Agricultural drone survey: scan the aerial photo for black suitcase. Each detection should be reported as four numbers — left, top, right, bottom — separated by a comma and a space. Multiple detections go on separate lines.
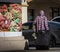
35, 30, 51, 50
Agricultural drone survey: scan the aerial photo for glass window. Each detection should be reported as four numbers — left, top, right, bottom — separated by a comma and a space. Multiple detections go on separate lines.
22, 22, 33, 30
28, 9, 34, 21
53, 18, 60, 22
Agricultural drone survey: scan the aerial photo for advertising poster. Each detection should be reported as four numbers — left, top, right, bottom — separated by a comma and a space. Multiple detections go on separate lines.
0, 4, 22, 32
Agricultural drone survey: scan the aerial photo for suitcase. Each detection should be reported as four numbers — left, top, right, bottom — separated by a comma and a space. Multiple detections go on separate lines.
35, 30, 51, 50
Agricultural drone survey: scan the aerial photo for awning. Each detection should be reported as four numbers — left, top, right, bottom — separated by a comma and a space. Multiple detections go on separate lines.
0, 0, 21, 3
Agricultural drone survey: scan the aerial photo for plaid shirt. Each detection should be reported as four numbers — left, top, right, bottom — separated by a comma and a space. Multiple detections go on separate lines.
34, 16, 49, 32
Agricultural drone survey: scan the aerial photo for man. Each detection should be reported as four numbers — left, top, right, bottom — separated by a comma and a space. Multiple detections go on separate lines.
34, 10, 50, 50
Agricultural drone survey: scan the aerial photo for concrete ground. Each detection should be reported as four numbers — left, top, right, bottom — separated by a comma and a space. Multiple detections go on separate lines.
1, 48, 60, 52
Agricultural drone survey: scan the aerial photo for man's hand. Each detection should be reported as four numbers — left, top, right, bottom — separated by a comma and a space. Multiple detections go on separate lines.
34, 29, 36, 32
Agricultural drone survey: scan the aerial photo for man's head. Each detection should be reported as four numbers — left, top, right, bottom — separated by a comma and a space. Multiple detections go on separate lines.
39, 10, 45, 16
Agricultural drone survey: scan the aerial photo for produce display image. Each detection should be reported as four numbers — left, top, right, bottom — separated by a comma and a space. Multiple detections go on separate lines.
0, 4, 22, 32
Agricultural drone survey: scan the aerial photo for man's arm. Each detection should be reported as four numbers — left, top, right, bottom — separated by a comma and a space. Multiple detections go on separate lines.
44, 17, 49, 30
33, 16, 38, 32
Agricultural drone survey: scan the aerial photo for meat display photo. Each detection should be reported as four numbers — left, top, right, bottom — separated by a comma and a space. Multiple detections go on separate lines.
0, 4, 22, 32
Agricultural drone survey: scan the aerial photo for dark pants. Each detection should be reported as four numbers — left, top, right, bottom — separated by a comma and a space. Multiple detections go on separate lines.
36, 30, 50, 50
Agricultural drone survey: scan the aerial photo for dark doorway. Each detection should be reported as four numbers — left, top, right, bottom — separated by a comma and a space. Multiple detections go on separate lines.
51, 7, 59, 18
28, 9, 34, 21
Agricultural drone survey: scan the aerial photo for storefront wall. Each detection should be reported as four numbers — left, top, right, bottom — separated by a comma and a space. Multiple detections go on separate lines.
22, 6, 28, 24
28, 2, 60, 20
0, 0, 28, 50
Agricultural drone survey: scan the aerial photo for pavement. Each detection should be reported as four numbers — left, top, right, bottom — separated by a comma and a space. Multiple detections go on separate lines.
1, 48, 60, 52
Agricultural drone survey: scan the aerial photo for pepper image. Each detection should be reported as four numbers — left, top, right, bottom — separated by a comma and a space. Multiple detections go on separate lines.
10, 26, 15, 32
14, 18, 20, 24
2, 4, 8, 12
4, 12, 14, 20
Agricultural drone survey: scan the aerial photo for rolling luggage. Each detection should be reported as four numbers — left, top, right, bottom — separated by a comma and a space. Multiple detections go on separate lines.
36, 30, 50, 50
